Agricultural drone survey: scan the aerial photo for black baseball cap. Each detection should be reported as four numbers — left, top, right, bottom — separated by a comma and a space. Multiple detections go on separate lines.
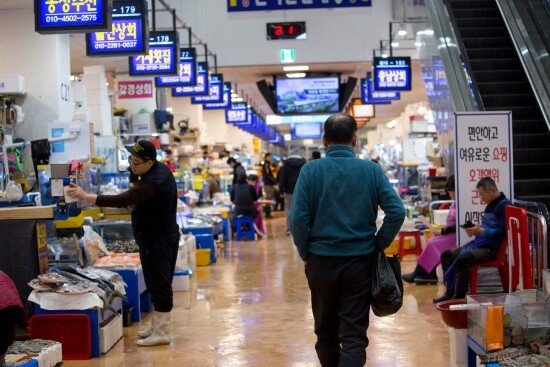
126, 140, 157, 161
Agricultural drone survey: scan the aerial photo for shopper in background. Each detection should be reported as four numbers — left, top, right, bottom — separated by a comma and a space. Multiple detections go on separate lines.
433, 177, 510, 303
67, 140, 180, 347
289, 113, 406, 367
227, 156, 246, 188
163, 149, 176, 172
230, 171, 259, 218
311, 150, 321, 160
278, 150, 306, 235
273, 160, 285, 212
261, 153, 277, 218
402, 175, 456, 284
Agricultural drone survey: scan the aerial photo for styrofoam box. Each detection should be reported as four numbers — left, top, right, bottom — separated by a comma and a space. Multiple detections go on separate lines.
32, 342, 62, 367
448, 327, 467, 367
0, 74, 25, 94
100, 315, 123, 354
172, 269, 191, 291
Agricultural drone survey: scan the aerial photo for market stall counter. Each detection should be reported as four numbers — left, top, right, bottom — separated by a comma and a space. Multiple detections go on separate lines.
0, 205, 54, 309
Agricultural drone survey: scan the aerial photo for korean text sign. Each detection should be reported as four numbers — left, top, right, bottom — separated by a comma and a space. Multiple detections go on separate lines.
118, 80, 153, 99
454, 112, 514, 246
35, 0, 112, 34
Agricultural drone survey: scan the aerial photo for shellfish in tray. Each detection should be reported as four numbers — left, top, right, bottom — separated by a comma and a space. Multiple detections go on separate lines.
37, 272, 69, 284
28, 279, 53, 292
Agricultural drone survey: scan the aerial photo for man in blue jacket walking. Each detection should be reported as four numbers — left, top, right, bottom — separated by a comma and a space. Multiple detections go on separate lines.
289, 113, 405, 367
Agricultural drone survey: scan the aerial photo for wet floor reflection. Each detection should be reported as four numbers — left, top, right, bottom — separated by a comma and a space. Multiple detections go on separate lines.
63, 212, 450, 366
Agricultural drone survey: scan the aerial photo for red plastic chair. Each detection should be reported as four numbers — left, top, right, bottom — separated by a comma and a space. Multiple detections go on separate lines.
469, 205, 533, 295
469, 238, 509, 295
398, 229, 422, 260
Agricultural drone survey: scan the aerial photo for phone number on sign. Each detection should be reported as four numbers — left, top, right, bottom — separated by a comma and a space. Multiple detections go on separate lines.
94, 41, 138, 49
45, 14, 97, 23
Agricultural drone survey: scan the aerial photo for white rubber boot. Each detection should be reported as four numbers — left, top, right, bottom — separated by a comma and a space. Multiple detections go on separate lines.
136, 311, 171, 346
137, 317, 154, 338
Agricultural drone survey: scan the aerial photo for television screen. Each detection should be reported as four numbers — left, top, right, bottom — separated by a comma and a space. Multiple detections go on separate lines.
291, 123, 323, 140
373, 56, 412, 91
275, 77, 340, 114
86, 0, 148, 57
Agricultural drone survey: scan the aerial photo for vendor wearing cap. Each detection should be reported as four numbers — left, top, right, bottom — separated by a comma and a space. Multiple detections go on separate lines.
67, 140, 179, 347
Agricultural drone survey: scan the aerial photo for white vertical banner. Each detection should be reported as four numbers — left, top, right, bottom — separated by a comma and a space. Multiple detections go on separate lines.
454, 112, 514, 246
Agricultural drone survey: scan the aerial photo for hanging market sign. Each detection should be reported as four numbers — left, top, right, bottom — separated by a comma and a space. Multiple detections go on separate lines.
129, 30, 179, 76
155, 48, 198, 87
35, 0, 113, 34
203, 83, 231, 110
86, 0, 149, 56
373, 56, 412, 91
227, 0, 371, 12
171, 62, 209, 96
192, 74, 224, 104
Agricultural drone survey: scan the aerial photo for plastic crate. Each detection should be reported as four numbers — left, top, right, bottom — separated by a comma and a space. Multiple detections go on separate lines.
29, 314, 92, 360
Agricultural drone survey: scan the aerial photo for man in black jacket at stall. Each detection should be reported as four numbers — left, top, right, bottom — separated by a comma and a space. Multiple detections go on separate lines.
261, 153, 278, 218
68, 140, 179, 347
227, 156, 246, 188
279, 152, 306, 234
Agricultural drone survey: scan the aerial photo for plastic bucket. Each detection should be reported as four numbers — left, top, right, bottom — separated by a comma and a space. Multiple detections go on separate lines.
122, 306, 133, 327
196, 249, 211, 266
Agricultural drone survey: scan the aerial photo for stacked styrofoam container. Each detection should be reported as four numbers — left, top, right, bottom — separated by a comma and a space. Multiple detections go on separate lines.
172, 233, 194, 292
99, 315, 123, 354
33, 342, 62, 367
82, 65, 112, 136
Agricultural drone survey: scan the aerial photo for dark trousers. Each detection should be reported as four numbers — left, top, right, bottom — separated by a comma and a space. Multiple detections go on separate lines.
441, 246, 498, 297
136, 230, 180, 312
305, 253, 375, 367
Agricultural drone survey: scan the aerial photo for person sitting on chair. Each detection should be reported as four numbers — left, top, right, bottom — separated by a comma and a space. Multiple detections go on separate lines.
402, 175, 456, 284
230, 171, 258, 219
433, 177, 510, 303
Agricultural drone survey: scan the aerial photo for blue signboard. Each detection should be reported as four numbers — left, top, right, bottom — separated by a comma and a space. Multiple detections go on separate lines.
192, 74, 224, 104
227, 0, 371, 12
129, 30, 179, 76
86, 0, 148, 56
35, 0, 113, 34
373, 56, 412, 91
172, 62, 209, 96
155, 48, 197, 87
226, 102, 248, 123
203, 83, 231, 110
361, 78, 400, 104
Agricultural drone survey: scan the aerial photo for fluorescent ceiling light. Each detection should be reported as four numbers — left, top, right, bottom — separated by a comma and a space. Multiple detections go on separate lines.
283, 65, 309, 72
397, 29, 407, 36
391, 42, 399, 47
381, 53, 388, 58
415, 41, 423, 47
425, 29, 434, 35
286, 72, 306, 78
232, 97, 244, 102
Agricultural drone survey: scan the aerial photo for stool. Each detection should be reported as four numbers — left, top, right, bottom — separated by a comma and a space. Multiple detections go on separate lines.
398, 229, 422, 260
234, 215, 256, 241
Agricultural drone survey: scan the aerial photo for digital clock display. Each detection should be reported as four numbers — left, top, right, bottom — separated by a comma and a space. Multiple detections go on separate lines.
267, 22, 306, 40
35, 0, 113, 34
86, 0, 148, 56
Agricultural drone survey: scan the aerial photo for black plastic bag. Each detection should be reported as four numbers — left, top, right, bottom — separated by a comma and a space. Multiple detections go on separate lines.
371, 251, 404, 317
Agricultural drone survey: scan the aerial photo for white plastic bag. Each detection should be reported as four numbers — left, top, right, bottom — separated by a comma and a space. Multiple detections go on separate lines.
82, 225, 111, 264
5, 180, 23, 201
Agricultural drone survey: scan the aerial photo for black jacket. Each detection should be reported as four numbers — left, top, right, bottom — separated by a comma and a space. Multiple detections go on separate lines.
230, 183, 259, 217
279, 156, 306, 195
261, 161, 277, 185
130, 161, 179, 236
232, 163, 246, 186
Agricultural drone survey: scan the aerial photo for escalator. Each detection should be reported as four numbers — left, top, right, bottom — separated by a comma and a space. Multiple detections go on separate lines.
446, 0, 550, 209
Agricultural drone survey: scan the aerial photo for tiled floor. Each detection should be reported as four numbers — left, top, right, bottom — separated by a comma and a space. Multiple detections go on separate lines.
64, 212, 452, 367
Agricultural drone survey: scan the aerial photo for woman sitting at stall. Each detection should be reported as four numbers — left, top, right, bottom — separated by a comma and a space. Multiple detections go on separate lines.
230, 171, 259, 220
402, 175, 456, 284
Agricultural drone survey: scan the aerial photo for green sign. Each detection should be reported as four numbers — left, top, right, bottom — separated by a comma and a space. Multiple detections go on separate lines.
280, 48, 295, 63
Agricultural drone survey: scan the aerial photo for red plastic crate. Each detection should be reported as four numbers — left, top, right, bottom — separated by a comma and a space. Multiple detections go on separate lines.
29, 314, 91, 360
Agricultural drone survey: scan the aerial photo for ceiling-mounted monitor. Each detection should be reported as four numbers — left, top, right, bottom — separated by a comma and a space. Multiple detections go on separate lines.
275, 76, 340, 114
290, 123, 323, 140
373, 56, 412, 91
